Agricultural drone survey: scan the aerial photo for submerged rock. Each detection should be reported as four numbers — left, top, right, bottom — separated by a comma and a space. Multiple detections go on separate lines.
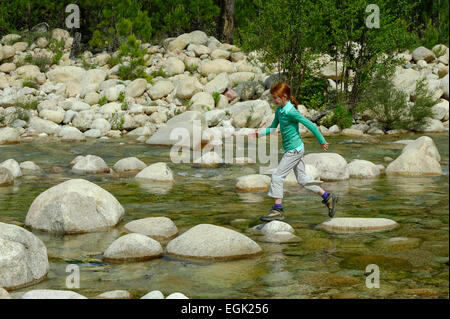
166, 224, 262, 260
71, 154, 110, 174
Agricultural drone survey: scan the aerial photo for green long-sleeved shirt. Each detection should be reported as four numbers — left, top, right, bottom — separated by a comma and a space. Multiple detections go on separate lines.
258, 101, 326, 152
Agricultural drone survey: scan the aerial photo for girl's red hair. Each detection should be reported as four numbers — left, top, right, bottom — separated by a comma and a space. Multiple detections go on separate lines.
270, 82, 299, 107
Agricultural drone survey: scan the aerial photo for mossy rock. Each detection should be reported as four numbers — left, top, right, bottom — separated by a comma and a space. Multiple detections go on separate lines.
301, 238, 334, 250
420, 241, 449, 256
302, 272, 360, 288
340, 255, 413, 270
371, 237, 421, 250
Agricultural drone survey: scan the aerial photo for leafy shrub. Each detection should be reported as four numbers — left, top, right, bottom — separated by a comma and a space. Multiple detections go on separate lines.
98, 96, 108, 106
297, 72, 329, 111
357, 71, 436, 131
15, 98, 41, 110
108, 112, 125, 130
320, 103, 353, 129
22, 79, 39, 89
212, 92, 220, 106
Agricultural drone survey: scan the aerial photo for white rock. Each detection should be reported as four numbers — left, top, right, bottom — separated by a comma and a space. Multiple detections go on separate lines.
124, 217, 178, 241
25, 179, 124, 233
386, 148, 442, 176
173, 74, 203, 99
29, 117, 61, 135
204, 72, 229, 94
91, 118, 111, 134
236, 174, 271, 191
318, 218, 398, 233
0, 159, 22, 178
166, 224, 262, 260
126, 78, 147, 98
0, 222, 49, 290
0, 167, 14, 186
113, 157, 147, 173
141, 290, 164, 299
148, 81, 174, 100
95, 290, 131, 299
135, 162, 174, 182
166, 292, 189, 299
258, 221, 294, 235
193, 151, 223, 167
412, 46, 436, 62
103, 233, 163, 261
22, 290, 86, 299
401, 136, 441, 162
163, 57, 185, 76
58, 126, 86, 141
47, 66, 86, 84
347, 159, 381, 178
20, 161, 40, 172
72, 155, 109, 174
199, 59, 234, 76
84, 129, 102, 138
39, 109, 64, 124
304, 153, 349, 181
0, 127, 19, 144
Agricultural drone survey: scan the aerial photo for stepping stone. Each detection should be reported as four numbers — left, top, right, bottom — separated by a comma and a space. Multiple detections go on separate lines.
123, 217, 178, 241
317, 217, 398, 233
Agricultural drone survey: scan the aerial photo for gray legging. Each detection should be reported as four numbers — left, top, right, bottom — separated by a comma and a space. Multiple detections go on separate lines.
268, 148, 321, 199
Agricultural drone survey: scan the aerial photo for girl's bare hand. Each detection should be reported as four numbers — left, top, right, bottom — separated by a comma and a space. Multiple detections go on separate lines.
321, 142, 329, 152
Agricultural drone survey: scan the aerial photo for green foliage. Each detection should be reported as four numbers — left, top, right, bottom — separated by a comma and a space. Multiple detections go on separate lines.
423, 19, 440, 50
108, 112, 125, 130
212, 92, 220, 106
98, 96, 108, 106
32, 55, 52, 72
15, 98, 41, 110
184, 63, 197, 73
320, 103, 353, 129
52, 49, 63, 65
357, 70, 436, 131
118, 91, 125, 103
115, 35, 153, 82
22, 79, 39, 90
81, 57, 98, 70
150, 67, 168, 78
297, 72, 329, 111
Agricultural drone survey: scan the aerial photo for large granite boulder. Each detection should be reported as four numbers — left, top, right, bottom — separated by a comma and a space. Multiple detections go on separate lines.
0, 222, 49, 290
25, 179, 125, 234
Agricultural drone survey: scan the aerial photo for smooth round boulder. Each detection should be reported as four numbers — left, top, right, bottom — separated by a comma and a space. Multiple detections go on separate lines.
95, 290, 131, 299
0, 167, 14, 186
103, 233, 163, 262
148, 81, 174, 100
58, 126, 86, 141
0, 159, 22, 178
304, 153, 349, 181
347, 159, 380, 178
0, 127, 20, 145
135, 162, 174, 182
236, 174, 271, 192
126, 78, 147, 98
386, 148, 442, 176
113, 157, 146, 174
72, 155, 109, 174
21, 289, 87, 299
166, 292, 189, 299
166, 224, 262, 260
257, 221, 294, 235
401, 136, 441, 162
141, 290, 164, 299
0, 222, 49, 290
25, 179, 124, 234
123, 217, 178, 241
318, 218, 398, 233
19, 161, 41, 172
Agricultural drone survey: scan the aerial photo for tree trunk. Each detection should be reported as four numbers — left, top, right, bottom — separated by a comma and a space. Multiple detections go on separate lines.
218, 0, 235, 44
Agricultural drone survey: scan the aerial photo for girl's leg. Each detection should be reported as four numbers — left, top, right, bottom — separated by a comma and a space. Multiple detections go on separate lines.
294, 150, 338, 217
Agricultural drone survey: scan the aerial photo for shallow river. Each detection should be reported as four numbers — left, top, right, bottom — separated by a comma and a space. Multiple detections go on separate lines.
1, 132, 448, 298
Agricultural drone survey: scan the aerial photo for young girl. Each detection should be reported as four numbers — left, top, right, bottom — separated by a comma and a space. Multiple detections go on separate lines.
249, 82, 338, 221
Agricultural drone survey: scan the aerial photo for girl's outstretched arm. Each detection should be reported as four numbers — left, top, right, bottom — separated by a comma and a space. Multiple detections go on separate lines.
253, 108, 279, 138
288, 108, 327, 145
